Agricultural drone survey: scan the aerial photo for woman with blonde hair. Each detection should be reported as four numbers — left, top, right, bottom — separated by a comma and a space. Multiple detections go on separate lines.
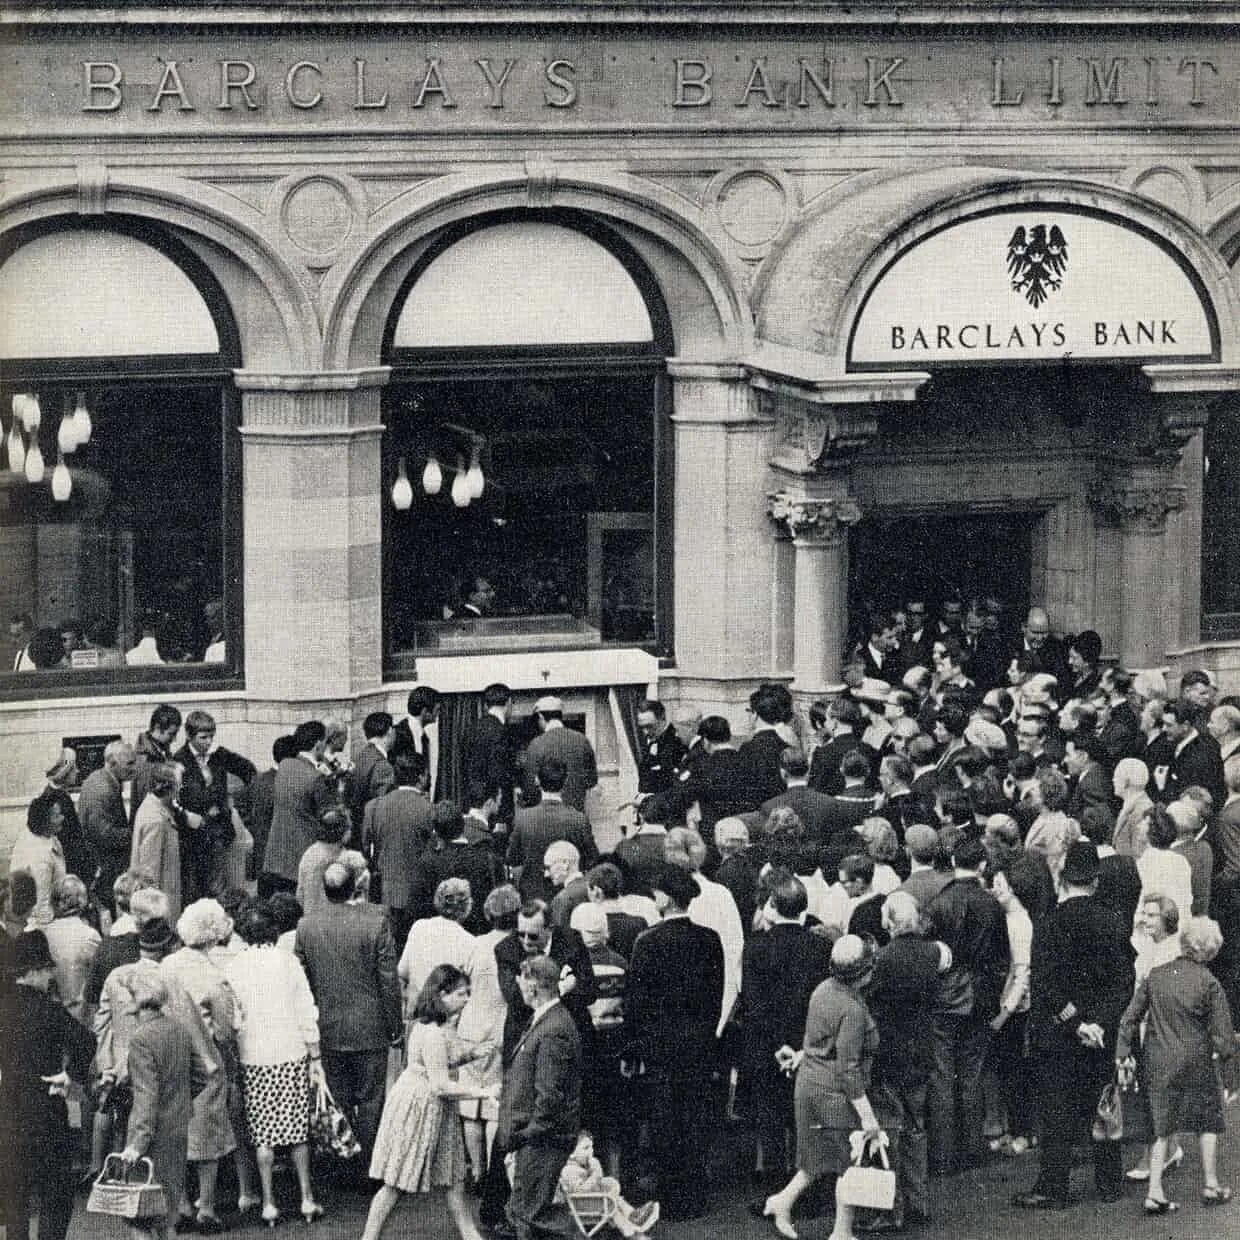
1117, 916, 1236, 1214
398, 878, 477, 1011
163, 898, 256, 1228
117, 971, 210, 1240
858, 818, 901, 895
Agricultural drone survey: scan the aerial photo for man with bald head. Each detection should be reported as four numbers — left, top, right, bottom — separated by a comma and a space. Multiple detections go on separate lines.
78, 740, 138, 913
1012, 607, 1069, 690
295, 856, 401, 1170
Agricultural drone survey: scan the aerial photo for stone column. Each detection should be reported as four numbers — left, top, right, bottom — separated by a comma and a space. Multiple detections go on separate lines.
235, 368, 388, 701
1091, 472, 1185, 670
667, 361, 779, 683
768, 491, 861, 696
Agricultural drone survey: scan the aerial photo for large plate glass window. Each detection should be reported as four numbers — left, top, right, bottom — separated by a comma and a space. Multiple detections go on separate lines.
0, 222, 242, 695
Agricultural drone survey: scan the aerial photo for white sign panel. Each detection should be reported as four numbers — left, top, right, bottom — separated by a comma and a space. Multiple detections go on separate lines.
848, 209, 1216, 367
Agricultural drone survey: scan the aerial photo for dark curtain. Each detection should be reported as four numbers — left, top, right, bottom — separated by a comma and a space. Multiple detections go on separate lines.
437, 691, 484, 807
612, 683, 646, 778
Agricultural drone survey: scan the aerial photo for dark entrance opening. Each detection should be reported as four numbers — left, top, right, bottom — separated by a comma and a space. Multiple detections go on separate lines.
848, 510, 1038, 632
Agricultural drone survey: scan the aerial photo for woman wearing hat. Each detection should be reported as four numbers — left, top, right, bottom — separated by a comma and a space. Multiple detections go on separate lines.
40, 746, 98, 888
763, 935, 884, 1240
0, 930, 96, 1240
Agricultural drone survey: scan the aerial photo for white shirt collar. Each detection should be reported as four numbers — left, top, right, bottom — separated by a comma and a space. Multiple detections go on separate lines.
529, 996, 560, 1028
369, 737, 389, 757
1174, 729, 1198, 759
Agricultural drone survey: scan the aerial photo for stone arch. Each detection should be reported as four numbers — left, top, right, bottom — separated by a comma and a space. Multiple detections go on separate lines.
757, 167, 1240, 371
0, 174, 319, 372
322, 170, 749, 371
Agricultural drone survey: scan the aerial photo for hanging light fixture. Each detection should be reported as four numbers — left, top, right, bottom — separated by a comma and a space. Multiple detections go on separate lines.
19, 392, 40, 434
451, 455, 471, 507
51, 453, 72, 502
57, 395, 79, 454
24, 436, 44, 484
465, 444, 485, 499
6, 419, 25, 474
421, 454, 443, 496
391, 456, 413, 510
70, 390, 92, 446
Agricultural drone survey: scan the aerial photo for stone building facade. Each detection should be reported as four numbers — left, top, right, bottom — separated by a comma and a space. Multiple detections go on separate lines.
1, 4, 1238, 843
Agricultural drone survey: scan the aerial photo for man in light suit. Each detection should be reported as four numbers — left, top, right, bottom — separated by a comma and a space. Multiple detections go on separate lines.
349, 711, 395, 831
520, 696, 598, 814
497, 955, 583, 1240
362, 750, 435, 949
295, 860, 402, 1171
507, 757, 598, 902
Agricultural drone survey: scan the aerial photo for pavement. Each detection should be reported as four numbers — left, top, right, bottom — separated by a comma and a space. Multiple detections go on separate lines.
69, 1125, 1239, 1240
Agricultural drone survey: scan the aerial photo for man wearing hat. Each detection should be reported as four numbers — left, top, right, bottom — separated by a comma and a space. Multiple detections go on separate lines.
0, 930, 96, 1240
520, 696, 598, 816
1014, 840, 1135, 1210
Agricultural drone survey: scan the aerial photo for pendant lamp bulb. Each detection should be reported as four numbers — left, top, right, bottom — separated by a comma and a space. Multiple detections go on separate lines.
7, 423, 25, 474
57, 411, 78, 454
52, 454, 71, 502
391, 456, 413, 511
24, 438, 44, 484
421, 455, 443, 496
24, 393, 41, 432
71, 391, 91, 446
451, 456, 471, 508
466, 447, 485, 499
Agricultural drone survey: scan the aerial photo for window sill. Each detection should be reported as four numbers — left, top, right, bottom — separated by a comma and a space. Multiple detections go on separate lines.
384, 646, 660, 694
0, 667, 245, 707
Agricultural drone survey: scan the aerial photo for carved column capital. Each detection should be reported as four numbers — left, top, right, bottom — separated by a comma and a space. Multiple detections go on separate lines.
767, 491, 862, 546
1090, 481, 1186, 532
766, 397, 879, 475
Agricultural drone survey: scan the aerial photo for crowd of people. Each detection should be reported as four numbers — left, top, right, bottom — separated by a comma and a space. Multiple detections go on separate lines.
2, 596, 1240, 1240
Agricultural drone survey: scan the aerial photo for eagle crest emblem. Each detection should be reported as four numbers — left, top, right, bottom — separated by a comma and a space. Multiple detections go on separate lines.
1007, 224, 1068, 308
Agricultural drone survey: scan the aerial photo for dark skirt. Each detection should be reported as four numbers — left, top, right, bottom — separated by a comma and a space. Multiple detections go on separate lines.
794, 1071, 856, 1177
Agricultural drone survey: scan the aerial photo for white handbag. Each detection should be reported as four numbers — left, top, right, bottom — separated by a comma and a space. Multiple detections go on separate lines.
836, 1131, 896, 1211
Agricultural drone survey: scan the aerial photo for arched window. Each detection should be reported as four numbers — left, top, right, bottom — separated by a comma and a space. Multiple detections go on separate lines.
382, 214, 672, 671
0, 221, 241, 692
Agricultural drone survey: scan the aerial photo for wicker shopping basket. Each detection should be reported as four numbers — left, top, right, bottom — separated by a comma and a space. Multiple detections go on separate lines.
86, 1155, 168, 1220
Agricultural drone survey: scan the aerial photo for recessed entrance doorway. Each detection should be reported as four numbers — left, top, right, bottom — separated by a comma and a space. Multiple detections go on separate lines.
848, 510, 1040, 630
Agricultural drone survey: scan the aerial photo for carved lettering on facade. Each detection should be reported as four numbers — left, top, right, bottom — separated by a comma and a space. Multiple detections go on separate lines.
72, 48, 1226, 116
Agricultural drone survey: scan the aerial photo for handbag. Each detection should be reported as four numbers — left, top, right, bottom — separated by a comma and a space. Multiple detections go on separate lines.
837, 1131, 896, 1211
86, 1155, 168, 1221
1092, 1080, 1124, 1142
309, 1078, 362, 1160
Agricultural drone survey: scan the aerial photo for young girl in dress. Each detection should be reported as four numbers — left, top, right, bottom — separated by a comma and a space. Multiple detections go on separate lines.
362, 964, 497, 1240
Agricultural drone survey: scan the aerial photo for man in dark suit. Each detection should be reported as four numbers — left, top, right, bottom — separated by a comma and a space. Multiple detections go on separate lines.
683, 716, 752, 836
390, 685, 441, 799
421, 802, 504, 934
1011, 607, 1070, 694
349, 711, 395, 831
877, 753, 933, 843
262, 720, 335, 894
808, 698, 866, 794
897, 595, 935, 677
520, 696, 598, 814
295, 860, 402, 1169
819, 750, 883, 840
857, 611, 900, 681
361, 750, 435, 948
636, 699, 689, 797
495, 900, 596, 1066
760, 747, 838, 841
736, 684, 795, 809
962, 608, 1006, 692
465, 682, 519, 825
497, 955, 583, 1240
740, 873, 832, 1183
507, 758, 598, 902
1014, 841, 1134, 1210
1164, 698, 1226, 810
1063, 735, 1114, 821
1095, 669, 1143, 765
624, 864, 725, 1221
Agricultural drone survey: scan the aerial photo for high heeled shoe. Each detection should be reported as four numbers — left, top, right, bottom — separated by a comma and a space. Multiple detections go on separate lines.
762, 1196, 798, 1240
261, 1203, 280, 1229
300, 1200, 324, 1224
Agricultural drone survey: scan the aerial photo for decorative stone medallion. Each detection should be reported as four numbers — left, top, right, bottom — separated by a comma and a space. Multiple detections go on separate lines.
715, 170, 788, 247
281, 176, 357, 257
